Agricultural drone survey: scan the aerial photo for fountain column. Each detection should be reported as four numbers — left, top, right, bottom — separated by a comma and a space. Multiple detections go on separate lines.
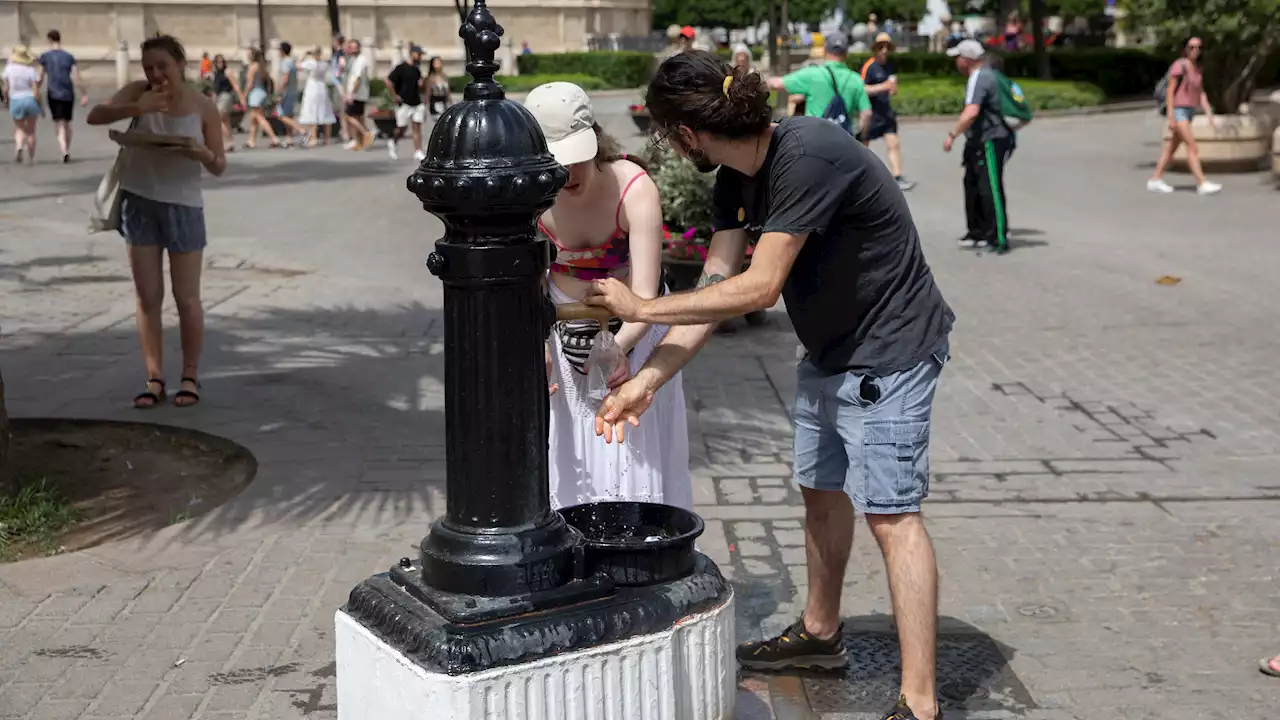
334, 2, 735, 717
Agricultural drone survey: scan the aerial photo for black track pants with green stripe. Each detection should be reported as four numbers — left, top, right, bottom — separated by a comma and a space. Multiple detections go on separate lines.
963, 137, 1012, 250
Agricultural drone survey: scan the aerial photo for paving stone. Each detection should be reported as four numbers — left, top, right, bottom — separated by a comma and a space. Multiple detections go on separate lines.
2, 111, 1279, 718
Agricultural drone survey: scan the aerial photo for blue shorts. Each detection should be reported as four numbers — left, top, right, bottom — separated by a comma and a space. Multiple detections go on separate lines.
247, 87, 269, 109
9, 95, 39, 120
120, 190, 207, 253
793, 344, 948, 514
1173, 106, 1196, 123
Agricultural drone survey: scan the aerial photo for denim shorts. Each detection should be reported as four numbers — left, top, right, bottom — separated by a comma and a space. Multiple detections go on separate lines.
247, 87, 268, 109
9, 95, 39, 120
1173, 106, 1196, 123
120, 190, 207, 253
793, 344, 948, 514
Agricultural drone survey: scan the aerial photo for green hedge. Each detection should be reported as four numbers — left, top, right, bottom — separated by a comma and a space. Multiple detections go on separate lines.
843, 48, 1170, 98
516, 51, 654, 89
892, 77, 1105, 116
448, 73, 607, 93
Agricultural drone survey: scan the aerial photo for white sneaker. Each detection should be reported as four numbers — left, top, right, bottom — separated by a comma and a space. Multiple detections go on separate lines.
413, 149, 427, 162
1146, 179, 1174, 193
344, 140, 358, 150
387, 141, 399, 160
1197, 181, 1222, 195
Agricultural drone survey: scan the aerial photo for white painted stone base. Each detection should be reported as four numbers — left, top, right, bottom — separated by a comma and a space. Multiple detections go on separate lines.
335, 590, 735, 720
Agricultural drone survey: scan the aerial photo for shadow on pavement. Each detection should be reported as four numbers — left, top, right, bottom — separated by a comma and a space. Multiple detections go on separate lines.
6, 299, 451, 551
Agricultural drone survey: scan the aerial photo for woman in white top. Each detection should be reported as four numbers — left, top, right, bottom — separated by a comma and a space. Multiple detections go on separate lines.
298, 47, 337, 146
524, 82, 692, 512
87, 34, 227, 409
3, 45, 43, 163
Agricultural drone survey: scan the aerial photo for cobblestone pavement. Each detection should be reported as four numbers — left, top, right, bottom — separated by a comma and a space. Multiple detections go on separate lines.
1, 104, 1278, 720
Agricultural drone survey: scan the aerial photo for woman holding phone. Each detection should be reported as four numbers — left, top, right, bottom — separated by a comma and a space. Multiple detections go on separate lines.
87, 34, 227, 408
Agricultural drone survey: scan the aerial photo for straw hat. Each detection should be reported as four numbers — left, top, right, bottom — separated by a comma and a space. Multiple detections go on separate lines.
9, 44, 34, 65
872, 32, 896, 52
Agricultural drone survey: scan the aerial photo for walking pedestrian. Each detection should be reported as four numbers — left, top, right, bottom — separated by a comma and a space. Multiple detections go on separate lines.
274, 42, 306, 144
37, 30, 87, 163
340, 38, 372, 150
209, 55, 241, 152
243, 49, 281, 148
943, 40, 1011, 253
523, 82, 692, 511
585, 50, 953, 720
425, 56, 451, 123
860, 33, 914, 190
86, 34, 226, 409
386, 44, 426, 161
1147, 37, 1221, 195
3, 45, 42, 164
767, 31, 871, 141
298, 47, 336, 147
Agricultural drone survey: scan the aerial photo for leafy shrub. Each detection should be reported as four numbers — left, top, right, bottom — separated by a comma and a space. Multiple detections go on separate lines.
843, 48, 1170, 98
447, 73, 607, 94
892, 77, 1106, 116
644, 145, 716, 258
516, 52, 655, 89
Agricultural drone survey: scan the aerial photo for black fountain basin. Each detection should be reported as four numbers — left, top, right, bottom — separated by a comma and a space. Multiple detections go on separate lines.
560, 501, 704, 587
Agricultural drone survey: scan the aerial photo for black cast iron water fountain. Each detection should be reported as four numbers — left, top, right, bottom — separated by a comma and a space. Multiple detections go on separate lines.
341, 0, 731, 677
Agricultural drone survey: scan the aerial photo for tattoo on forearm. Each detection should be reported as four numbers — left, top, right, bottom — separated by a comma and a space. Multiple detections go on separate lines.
696, 272, 725, 289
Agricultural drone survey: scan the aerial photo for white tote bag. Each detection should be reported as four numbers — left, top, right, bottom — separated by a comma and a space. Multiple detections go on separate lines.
89, 117, 138, 234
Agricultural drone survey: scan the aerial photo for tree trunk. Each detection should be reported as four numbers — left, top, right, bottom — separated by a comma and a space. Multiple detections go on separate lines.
0, 367, 13, 498
1029, 0, 1050, 79
327, 0, 341, 38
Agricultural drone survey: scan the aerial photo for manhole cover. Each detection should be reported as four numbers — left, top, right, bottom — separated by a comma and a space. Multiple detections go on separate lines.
801, 632, 1036, 714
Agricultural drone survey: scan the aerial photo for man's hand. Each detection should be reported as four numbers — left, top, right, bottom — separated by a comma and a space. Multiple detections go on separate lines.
943, 133, 955, 153
583, 277, 645, 322
594, 376, 655, 443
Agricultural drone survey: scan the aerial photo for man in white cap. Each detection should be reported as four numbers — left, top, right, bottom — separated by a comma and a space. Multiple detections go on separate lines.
860, 32, 915, 191
943, 39, 1012, 253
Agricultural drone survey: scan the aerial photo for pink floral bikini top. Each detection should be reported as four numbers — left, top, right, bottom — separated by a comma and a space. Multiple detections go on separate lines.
541, 170, 649, 281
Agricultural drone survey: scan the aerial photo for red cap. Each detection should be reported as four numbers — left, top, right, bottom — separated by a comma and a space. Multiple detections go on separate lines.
680, 26, 695, 39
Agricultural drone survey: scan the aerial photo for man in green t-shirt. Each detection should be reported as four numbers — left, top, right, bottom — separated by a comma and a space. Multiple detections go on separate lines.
768, 32, 872, 142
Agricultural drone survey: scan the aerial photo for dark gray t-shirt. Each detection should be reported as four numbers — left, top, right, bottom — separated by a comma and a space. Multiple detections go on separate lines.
713, 116, 954, 376
964, 66, 1011, 143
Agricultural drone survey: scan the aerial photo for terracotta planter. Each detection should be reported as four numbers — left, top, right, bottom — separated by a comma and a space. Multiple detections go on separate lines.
630, 110, 651, 135
1273, 125, 1280, 179
1166, 112, 1273, 173
371, 112, 397, 139
661, 256, 766, 328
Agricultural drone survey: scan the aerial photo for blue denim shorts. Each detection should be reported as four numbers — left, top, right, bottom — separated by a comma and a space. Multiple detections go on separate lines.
120, 190, 207, 253
793, 344, 948, 514
9, 95, 39, 120
1173, 106, 1196, 123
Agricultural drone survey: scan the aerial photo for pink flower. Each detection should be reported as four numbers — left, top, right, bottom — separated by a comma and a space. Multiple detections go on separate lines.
681, 227, 698, 241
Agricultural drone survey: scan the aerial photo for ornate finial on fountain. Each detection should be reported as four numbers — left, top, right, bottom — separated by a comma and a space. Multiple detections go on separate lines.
460, 0, 504, 100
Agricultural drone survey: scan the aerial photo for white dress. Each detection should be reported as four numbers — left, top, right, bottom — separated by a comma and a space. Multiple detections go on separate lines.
297, 58, 336, 125
547, 281, 693, 512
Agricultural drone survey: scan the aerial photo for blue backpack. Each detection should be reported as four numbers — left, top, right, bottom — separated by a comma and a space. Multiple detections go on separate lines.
821, 66, 853, 134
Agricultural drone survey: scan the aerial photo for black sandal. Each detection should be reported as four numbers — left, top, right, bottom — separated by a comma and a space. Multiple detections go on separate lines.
173, 377, 201, 408
133, 378, 167, 409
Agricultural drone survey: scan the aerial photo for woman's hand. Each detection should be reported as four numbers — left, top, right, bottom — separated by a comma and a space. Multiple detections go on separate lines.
606, 357, 631, 389
164, 144, 214, 164
1167, 113, 1177, 130
136, 88, 171, 115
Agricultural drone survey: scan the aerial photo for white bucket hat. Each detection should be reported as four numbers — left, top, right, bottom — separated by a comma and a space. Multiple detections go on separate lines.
523, 82, 598, 167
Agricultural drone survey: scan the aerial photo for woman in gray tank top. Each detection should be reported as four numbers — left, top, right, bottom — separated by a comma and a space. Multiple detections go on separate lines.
87, 34, 227, 409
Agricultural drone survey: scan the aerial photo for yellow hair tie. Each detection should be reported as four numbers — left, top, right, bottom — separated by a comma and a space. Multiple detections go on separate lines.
722, 76, 732, 96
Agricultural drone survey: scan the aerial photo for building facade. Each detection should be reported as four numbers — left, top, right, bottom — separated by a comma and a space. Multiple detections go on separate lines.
0, 0, 651, 82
